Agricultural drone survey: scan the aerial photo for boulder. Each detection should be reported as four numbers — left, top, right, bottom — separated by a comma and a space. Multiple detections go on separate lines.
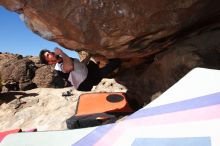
1, 0, 220, 63
1, 0, 220, 105
33, 64, 68, 88
116, 23, 220, 104
0, 53, 69, 91
0, 55, 36, 91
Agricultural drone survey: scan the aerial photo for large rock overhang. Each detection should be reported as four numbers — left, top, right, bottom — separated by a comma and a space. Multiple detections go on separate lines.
1, 0, 220, 60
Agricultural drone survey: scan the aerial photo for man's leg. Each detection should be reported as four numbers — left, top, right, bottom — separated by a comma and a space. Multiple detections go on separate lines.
77, 60, 102, 91
78, 59, 121, 91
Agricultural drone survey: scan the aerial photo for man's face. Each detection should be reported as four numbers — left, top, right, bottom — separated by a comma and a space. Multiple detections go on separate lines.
44, 51, 57, 64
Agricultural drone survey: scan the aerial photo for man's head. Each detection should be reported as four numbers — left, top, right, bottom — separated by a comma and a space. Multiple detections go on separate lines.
39, 49, 61, 65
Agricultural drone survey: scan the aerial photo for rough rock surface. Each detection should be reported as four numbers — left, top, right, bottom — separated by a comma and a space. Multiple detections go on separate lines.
32, 64, 55, 88
0, 79, 126, 131
116, 23, 220, 104
1, 0, 220, 61
0, 53, 69, 91
0, 55, 36, 91
1, 0, 220, 131
0, 87, 79, 131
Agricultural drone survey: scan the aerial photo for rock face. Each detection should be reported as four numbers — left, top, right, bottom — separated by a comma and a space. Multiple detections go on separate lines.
0, 53, 68, 91
1, 1, 220, 106
0, 80, 127, 131
0, 54, 36, 91
32, 65, 54, 88
0, 87, 79, 131
116, 23, 220, 105
1, 0, 220, 61
1, 0, 220, 133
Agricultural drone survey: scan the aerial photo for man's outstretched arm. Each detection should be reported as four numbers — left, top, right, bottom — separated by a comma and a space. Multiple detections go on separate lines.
54, 48, 74, 73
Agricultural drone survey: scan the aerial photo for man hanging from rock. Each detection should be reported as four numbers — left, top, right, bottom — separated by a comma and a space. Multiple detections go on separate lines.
39, 48, 121, 91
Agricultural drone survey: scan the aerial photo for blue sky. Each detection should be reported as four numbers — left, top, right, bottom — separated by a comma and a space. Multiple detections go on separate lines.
0, 6, 79, 58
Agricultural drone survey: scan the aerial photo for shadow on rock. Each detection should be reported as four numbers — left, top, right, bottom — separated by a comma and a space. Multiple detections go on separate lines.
0, 92, 39, 104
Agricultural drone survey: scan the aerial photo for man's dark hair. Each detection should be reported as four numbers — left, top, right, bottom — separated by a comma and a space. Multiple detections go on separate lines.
39, 49, 50, 64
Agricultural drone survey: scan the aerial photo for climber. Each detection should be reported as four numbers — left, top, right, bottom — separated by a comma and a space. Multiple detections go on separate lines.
39, 47, 121, 91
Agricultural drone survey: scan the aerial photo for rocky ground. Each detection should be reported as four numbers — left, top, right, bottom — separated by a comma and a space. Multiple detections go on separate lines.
0, 79, 127, 131
1, 0, 220, 132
